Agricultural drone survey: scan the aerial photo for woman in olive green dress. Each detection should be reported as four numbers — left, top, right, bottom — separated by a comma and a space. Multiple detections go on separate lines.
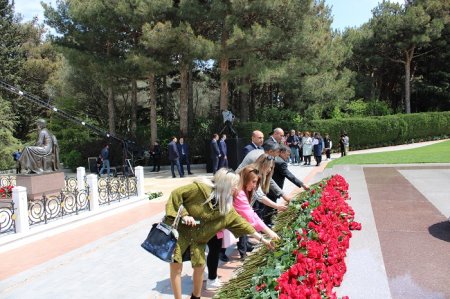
165, 168, 274, 299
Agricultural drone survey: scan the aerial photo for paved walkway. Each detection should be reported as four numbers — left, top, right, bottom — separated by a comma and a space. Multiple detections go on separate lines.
0, 140, 449, 299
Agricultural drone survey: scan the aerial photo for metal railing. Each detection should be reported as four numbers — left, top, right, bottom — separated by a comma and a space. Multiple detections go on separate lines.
0, 200, 16, 235
28, 178, 90, 226
0, 175, 16, 188
0, 175, 16, 235
1, 171, 141, 236
98, 176, 138, 205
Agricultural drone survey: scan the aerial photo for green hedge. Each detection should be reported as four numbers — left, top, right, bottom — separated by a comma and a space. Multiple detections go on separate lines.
309, 112, 450, 150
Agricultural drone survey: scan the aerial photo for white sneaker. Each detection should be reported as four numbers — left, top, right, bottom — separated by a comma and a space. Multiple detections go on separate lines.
205, 278, 223, 290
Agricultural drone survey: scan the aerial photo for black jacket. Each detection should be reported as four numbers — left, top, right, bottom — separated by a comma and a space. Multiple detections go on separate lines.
268, 156, 305, 199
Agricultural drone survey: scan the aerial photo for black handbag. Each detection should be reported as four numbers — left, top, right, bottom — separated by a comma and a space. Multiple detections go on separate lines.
141, 205, 184, 263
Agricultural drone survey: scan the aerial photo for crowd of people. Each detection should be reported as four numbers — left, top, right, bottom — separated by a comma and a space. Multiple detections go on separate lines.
160, 127, 352, 299
11, 125, 349, 298
86, 128, 348, 298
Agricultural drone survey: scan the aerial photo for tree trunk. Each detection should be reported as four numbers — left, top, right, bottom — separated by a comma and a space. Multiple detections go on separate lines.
179, 62, 189, 137
130, 79, 137, 138
220, 56, 229, 112
404, 48, 414, 114
107, 86, 116, 136
249, 82, 255, 119
105, 43, 116, 136
162, 76, 169, 120
148, 73, 158, 146
220, 26, 230, 113
219, 31, 229, 113
239, 76, 250, 121
188, 68, 194, 136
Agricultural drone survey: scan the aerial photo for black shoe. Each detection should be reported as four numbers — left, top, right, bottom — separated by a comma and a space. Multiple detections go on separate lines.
239, 254, 247, 261
219, 252, 229, 262
172, 176, 176, 178
188, 172, 194, 175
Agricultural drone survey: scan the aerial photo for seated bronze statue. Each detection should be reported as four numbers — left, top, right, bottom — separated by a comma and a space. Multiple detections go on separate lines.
19, 119, 60, 174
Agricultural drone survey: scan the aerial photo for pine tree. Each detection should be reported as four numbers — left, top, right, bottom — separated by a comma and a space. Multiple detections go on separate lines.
0, 95, 21, 170
368, 0, 448, 113
0, 0, 24, 83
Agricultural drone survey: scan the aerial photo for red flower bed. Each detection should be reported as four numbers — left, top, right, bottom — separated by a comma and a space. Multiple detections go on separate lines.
276, 175, 361, 299
217, 175, 361, 299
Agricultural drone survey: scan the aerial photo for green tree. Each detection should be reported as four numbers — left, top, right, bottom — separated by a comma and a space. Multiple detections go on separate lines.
140, 18, 214, 136
0, 0, 23, 83
44, 0, 137, 136
287, 0, 354, 119
369, 0, 448, 113
412, 24, 450, 111
1, 1, 61, 140
0, 95, 21, 170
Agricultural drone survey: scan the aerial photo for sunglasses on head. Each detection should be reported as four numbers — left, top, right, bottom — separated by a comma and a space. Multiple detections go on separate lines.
249, 168, 259, 174
266, 155, 275, 161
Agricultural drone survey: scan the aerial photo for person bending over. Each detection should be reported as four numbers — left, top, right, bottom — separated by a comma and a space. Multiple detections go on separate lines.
165, 168, 275, 299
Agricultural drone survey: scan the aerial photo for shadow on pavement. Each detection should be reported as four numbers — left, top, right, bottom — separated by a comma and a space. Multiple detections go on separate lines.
428, 221, 450, 242
153, 274, 193, 296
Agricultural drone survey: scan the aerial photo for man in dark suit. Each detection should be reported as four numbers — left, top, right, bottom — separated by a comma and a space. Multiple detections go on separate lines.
150, 140, 161, 172
210, 133, 221, 174
168, 136, 183, 178
242, 130, 264, 158
177, 137, 193, 175
264, 144, 310, 225
218, 134, 228, 169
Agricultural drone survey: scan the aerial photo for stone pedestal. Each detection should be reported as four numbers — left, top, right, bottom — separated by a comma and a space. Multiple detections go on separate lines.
16, 171, 65, 200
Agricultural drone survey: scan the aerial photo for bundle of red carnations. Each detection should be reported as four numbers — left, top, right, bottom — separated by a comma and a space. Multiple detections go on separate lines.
216, 175, 361, 299
0, 185, 14, 199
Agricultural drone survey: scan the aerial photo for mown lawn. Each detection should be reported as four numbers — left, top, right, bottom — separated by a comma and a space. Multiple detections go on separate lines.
326, 140, 450, 168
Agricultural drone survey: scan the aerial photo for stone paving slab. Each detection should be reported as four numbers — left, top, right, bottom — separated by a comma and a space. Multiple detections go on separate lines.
398, 168, 450, 219
364, 167, 450, 298
327, 165, 392, 299
0, 211, 183, 299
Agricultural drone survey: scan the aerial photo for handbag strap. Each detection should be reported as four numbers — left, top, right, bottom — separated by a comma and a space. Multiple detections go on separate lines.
172, 204, 184, 230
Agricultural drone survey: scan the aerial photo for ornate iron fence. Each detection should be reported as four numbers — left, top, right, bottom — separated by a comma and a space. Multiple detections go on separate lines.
0, 175, 16, 235
1, 174, 138, 232
0, 175, 16, 187
98, 176, 138, 205
0, 200, 16, 235
28, 178, 90, 226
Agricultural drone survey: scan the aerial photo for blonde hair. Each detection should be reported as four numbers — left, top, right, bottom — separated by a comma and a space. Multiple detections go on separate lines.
238, 165, 261, 202
253, 154, 275, 194
203, 168, 239, 215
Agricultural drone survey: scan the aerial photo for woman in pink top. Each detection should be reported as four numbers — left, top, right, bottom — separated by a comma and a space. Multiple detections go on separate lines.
234, 164, 280, 259
205, 162, 280, 290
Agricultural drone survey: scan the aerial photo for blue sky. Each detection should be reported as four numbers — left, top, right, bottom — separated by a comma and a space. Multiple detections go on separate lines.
14, 0, 404, 31
326, 0, 403, 30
